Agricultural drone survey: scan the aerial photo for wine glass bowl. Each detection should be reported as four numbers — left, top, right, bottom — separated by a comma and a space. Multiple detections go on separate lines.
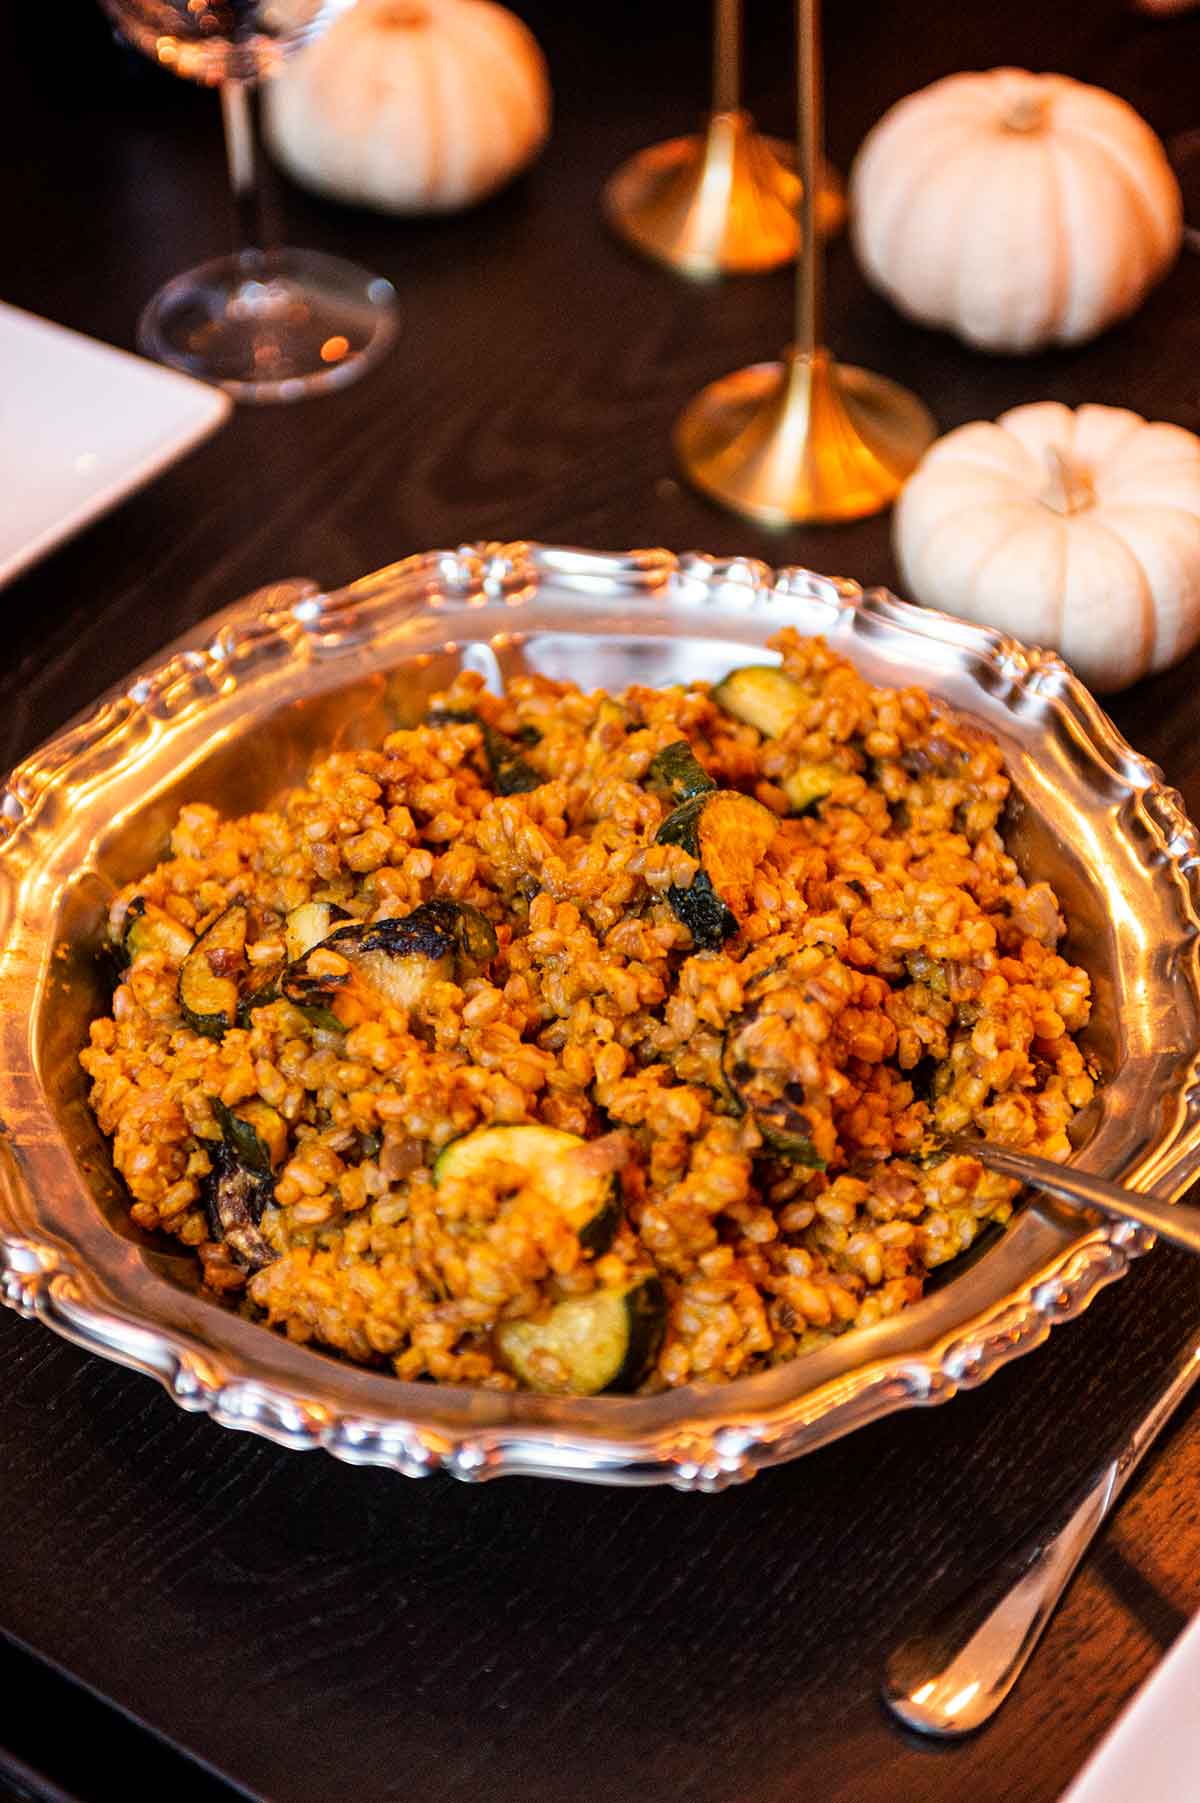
97, 0, 330, 81
98, 0, 397, 401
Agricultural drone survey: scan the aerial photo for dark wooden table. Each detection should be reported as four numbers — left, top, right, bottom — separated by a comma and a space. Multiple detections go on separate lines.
5, 2, 1200, 1798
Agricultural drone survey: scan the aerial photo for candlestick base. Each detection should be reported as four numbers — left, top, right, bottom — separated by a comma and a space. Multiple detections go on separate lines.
675, 348, 937, 525
604, 110, 844, 279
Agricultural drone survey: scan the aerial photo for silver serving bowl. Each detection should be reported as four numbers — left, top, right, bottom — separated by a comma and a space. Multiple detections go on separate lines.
2, 543, 1199, 1490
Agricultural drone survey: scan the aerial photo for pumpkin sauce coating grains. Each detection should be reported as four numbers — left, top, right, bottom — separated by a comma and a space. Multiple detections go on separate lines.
81, 633, 1096, 1395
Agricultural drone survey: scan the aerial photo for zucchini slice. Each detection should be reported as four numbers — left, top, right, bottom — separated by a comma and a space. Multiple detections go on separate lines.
495, 1278, 666, 1394
211, 1097, 287, 1173
122, 897, 195, 965
722, 998, 828, 1166
482, 723, 543, 796
713, 666, 804, 739
284, 900, 352, 964
782, 761, 843, 817
433, 1123, 621, 1255
204, 1148, 275, 1271
427, 708, 544, 795
203, 1097, 283, 1271
281, 899, 498, 1018
656, 790, 778, 949
585, 697, 629, 773
179, 904, 248, 1040
647, 740, 716, 805
236, 984, 281, 1029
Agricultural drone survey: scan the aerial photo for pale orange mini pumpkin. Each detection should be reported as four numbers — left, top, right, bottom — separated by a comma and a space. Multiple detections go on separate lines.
264, 0, 551, 214
894, 403, 1200, 693
851, 70, 1182, 353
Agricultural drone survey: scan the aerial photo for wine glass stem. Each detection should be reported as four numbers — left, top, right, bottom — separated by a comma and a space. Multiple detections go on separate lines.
220, 79, 264, 257
713, 0, 740, 115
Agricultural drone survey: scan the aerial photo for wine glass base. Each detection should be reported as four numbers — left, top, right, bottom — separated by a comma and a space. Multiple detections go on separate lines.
137, 248, 398, 403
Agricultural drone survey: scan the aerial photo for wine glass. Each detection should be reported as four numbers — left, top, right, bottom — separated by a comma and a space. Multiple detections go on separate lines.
98, 0, 397, 402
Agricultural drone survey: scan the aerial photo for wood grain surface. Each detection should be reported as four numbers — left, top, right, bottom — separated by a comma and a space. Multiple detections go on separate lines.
4, 1, 1200, 1798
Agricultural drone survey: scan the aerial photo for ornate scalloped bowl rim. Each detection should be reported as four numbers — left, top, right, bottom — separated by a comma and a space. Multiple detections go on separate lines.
1, 541, 1198, 1490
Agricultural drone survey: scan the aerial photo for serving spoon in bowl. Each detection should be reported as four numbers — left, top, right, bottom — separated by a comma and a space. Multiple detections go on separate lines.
949, 1139, 1200, 1259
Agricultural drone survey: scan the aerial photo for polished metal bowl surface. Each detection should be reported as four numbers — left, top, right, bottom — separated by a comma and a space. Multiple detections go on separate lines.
2, 542, 1199, 1489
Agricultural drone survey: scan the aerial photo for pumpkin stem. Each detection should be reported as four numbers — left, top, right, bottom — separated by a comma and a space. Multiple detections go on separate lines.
1001, 93, 1049, 134
1041, 448, 1093, 517
373, 2, 431, 26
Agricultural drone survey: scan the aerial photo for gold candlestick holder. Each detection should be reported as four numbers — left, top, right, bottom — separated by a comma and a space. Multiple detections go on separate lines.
603, 0, 844, 279
675, 0, 935, 523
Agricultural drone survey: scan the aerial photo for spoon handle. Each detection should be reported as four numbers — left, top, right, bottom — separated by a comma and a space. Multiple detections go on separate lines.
883, 1329, 1200, 1737
969, 1141, 1200, 1259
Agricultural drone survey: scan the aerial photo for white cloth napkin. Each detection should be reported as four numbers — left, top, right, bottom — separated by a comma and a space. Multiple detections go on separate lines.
1062, 1610, 1200, 1801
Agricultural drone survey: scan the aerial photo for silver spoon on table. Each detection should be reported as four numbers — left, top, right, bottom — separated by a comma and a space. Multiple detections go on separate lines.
883, 1143, 1200, 1737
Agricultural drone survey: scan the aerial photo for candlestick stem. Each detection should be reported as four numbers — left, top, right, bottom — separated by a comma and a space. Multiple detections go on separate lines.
602, 0, 845, 279
714, 0, 741, 114
794, 0, 821, 357
673, 0, 937, 523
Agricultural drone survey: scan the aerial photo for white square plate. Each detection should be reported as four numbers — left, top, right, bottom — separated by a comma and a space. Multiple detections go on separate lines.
0, 302, 231, 588
1062, 1607, 1200, 1802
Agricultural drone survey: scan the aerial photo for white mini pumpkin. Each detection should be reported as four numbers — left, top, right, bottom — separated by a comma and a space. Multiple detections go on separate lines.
850, 70, 1183, 353
264, 0, 551, 215
894, 402, 1200, 692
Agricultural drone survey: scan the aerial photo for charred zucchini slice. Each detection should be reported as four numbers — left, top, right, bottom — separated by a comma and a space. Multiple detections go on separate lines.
722, 1000, 828, 1166
204, 1147, 274, 1271
433, 1123, 621, 1255
284, 900, 352, 964
712, 666, 804, 738
647, 740, 716, 805
123, 898, 195, 965
782, 762, 843, 817
281, 899, 498, 1018
495, 1278, 666, 1394
179, 904, 248, 1040
656, 790, 778, 949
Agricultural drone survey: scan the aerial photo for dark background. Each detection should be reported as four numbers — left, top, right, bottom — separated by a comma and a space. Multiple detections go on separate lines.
4, 1, 1200, 1798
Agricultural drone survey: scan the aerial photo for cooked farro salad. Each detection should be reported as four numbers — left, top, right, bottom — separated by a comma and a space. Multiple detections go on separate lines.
80, 632, 1096, 1395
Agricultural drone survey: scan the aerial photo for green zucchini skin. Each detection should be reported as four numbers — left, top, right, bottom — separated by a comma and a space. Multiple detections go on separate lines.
482, 723, 543, 796
202, 1098, 285, 1271
712, 666, 804, 738
427, 708, 544, 796
647, 741, 716, 806
211, 1098, 285, 1175
656, 790, 778, 950
236, 984, 281, 1029
494, 1277, 666, 1394
122, 897, 195, 966
433, 1123, 620, 1256
179, 904, 248, 1040
657, 794, 736, 948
